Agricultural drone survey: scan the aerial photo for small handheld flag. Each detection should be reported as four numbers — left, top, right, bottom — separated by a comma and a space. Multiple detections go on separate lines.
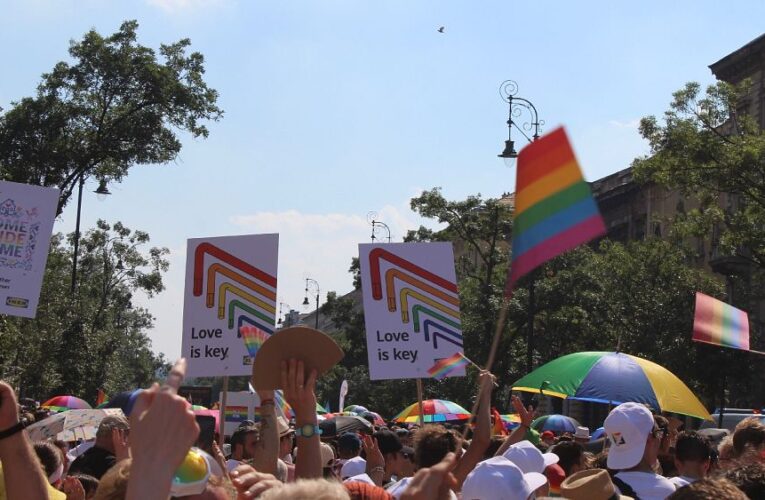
427, 352, 470, 380
505, 127, 606, 296
692, 292, 750, 350
240, 324, 271, 358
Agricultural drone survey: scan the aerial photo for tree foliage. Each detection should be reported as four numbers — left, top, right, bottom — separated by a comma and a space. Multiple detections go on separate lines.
0, 221, 170, 402
0, 20, 223, 213
633, 81, 765, 272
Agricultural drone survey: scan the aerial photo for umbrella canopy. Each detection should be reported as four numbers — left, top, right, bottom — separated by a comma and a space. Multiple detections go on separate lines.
316, 403, 328, 415
498, 414, 521, 430
343, 405, 368, 414
101, 390, 143, 416
26, 409, 124, 441
361, 411, 386, 426
591, 427, 606, 441
319, 415, 373, 437
393, 399, 471, 424
41, 396, 92, 412
531, 414, 580, 434
513, 351, 713, 421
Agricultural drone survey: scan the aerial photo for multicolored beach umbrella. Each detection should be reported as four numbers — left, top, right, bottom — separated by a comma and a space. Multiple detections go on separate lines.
505, 127, 605, 296
393, 399, 471, 424
512, 351, 712, 421
41, 396, 92, 412
692, 292, 750, 351
531, 414, 580, 434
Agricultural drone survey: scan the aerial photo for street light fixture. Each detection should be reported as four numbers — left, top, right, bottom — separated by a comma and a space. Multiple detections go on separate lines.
71, 176, 111, 293
497, 80, 544, 168
497, 80, 544, 375
304, 278, 320, 329
278, 302, 291, 326
367, 211, 391, 243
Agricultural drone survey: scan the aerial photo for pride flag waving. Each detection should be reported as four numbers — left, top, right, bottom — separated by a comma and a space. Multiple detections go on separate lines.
506, 127, 606, 295
692, 292, 750, 351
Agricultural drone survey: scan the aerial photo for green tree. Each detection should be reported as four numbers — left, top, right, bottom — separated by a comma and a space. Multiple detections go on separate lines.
633, 81, 765, 272
0, 220, 170, 401
0, 20, 223, 213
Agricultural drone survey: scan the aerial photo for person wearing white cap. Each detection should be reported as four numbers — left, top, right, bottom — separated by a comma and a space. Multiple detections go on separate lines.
604, 402, 675, 500
501, 440, 556, 497
462, 456, 547, 500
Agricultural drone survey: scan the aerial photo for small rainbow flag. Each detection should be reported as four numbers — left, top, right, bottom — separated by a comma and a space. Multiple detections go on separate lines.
225, 405, 249, 422
274, 390, 295, 418
240, 324, 270, 358
427, 352, 469, 380
692, 292, 750, 350
505, 127, 605, 296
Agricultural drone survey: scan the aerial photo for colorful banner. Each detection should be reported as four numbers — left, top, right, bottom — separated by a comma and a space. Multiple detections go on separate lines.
0, 181, 60, 318
182, 234, 278, 377
692, 292, 750, 350
219, 391, 256, 437
505, 127, 605, 296
358, 243, 464, 380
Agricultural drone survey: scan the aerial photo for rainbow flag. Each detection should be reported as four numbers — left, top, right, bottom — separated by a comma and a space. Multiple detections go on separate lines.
505, 127, 605, 295
427, 352, 469, 380
240, 324, 270, 358
693, 292, 750, 350
225, 405, 249, 422
274, 390, 295, 418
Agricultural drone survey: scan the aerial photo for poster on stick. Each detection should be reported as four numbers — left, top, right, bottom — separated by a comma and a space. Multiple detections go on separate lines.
358, 243, 464, 380
0, 181, 60, 318
182, 234, 278, 377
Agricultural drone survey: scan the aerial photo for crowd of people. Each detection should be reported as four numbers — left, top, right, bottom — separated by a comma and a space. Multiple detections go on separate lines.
2, 359, 765, 499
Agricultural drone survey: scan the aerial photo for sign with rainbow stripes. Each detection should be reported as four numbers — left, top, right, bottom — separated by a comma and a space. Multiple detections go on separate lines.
359, 242, 464, 380
181, 234, 278, 377
692, 292, 750, 351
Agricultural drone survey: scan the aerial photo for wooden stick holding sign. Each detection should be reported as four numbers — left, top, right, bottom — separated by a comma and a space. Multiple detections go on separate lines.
218, 376, 229, 448
416, 378, 425, 426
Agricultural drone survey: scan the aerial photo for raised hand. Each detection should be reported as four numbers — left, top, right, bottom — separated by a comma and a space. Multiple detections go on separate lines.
362, 434, 385, 486
400, 452, 458, 500
280, 359, 317, 421
230, 464, 283, 499
60, 476, 86, 500
511, 395, 534, 428
112, 428, 130, 461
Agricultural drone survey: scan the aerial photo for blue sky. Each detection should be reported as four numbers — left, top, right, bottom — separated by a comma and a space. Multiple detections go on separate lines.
2, 0, 764, 358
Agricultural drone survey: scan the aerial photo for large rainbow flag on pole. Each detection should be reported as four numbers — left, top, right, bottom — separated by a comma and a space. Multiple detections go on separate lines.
505, 127, 606, 296
692, 292, 750, 350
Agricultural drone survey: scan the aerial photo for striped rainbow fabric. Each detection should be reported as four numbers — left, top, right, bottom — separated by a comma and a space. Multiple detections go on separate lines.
693, 292, 750, 350
427, 353, 469, 380
506, 127, 605, 294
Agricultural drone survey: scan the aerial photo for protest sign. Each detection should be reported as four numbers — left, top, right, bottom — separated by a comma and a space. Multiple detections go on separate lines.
182, 234, 278, 377
358, 243, 464, 380
0, 181, 60, 318
219, 391, 255, 437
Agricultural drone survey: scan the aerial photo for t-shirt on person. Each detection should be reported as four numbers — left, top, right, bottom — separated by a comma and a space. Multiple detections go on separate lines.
615, 471, 677, 500
669, 475, 697, 489
68, 446, 116, 479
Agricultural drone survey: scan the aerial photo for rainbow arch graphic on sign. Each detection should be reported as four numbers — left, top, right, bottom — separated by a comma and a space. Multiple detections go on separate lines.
368, 247, 462, 348
193, 243, 277, 334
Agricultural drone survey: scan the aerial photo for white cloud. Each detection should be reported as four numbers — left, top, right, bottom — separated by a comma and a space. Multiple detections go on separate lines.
145, 0, 231, 13
608, 119, 640, 129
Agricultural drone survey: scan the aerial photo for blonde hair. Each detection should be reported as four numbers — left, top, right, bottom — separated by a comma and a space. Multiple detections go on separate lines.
258, 478, 350, 499
93, 459, 131, 500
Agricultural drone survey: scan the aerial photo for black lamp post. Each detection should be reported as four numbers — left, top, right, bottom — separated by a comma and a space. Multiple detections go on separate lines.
497, 80, 543, 168
498, 80, 544, 374
367, 212, 391, 243
71, 177, 111, 293
278, 302, 291, 327
303, 278, 320, 329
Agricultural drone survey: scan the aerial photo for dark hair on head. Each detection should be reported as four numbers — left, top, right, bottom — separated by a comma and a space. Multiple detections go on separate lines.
732, 417, 765, 456
551, 441, 585, 476
675, 431, 712, 463
667, 477, 747, 499
414, 425, 459, 469
724, 463, 765, 499
71, 474, 99, 496
484, 436, 505, 460
33, 441, 62, 479
230, 424, 260, 451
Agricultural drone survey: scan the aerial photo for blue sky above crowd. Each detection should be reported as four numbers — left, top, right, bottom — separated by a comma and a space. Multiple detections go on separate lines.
2, 0, 764, 358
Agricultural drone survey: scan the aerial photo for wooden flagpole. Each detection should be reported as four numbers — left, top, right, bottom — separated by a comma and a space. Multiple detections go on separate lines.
416, 378, 425, 426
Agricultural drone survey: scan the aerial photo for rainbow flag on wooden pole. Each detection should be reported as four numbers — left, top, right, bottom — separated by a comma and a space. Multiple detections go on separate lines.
692, 292, 750, 351
505, 126, 606, 295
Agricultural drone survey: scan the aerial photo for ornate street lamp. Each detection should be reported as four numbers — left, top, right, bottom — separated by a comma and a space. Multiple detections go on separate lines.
367, 211, 391, 243
498, 80, 544, 168
303, 278, 320, 329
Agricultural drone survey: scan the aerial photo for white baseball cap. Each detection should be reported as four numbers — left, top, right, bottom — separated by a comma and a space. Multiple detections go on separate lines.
462, 456, 547, 500
502, 440, 559, 473
604, 402, 655, 470
340, 456, 367, 479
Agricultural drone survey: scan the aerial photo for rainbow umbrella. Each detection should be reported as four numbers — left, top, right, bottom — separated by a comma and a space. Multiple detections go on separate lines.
393, 399, 471, 424
41, 396, 92, 412
499, 414, 521, 430
532, 414, 580, 434
512, 352, 713, 421
361, 411, 386, 426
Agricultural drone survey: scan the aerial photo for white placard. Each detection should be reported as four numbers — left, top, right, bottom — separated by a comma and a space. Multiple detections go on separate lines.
0, 181, 60, 318
182, 234, 278, 377
358, 243, 464, 380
